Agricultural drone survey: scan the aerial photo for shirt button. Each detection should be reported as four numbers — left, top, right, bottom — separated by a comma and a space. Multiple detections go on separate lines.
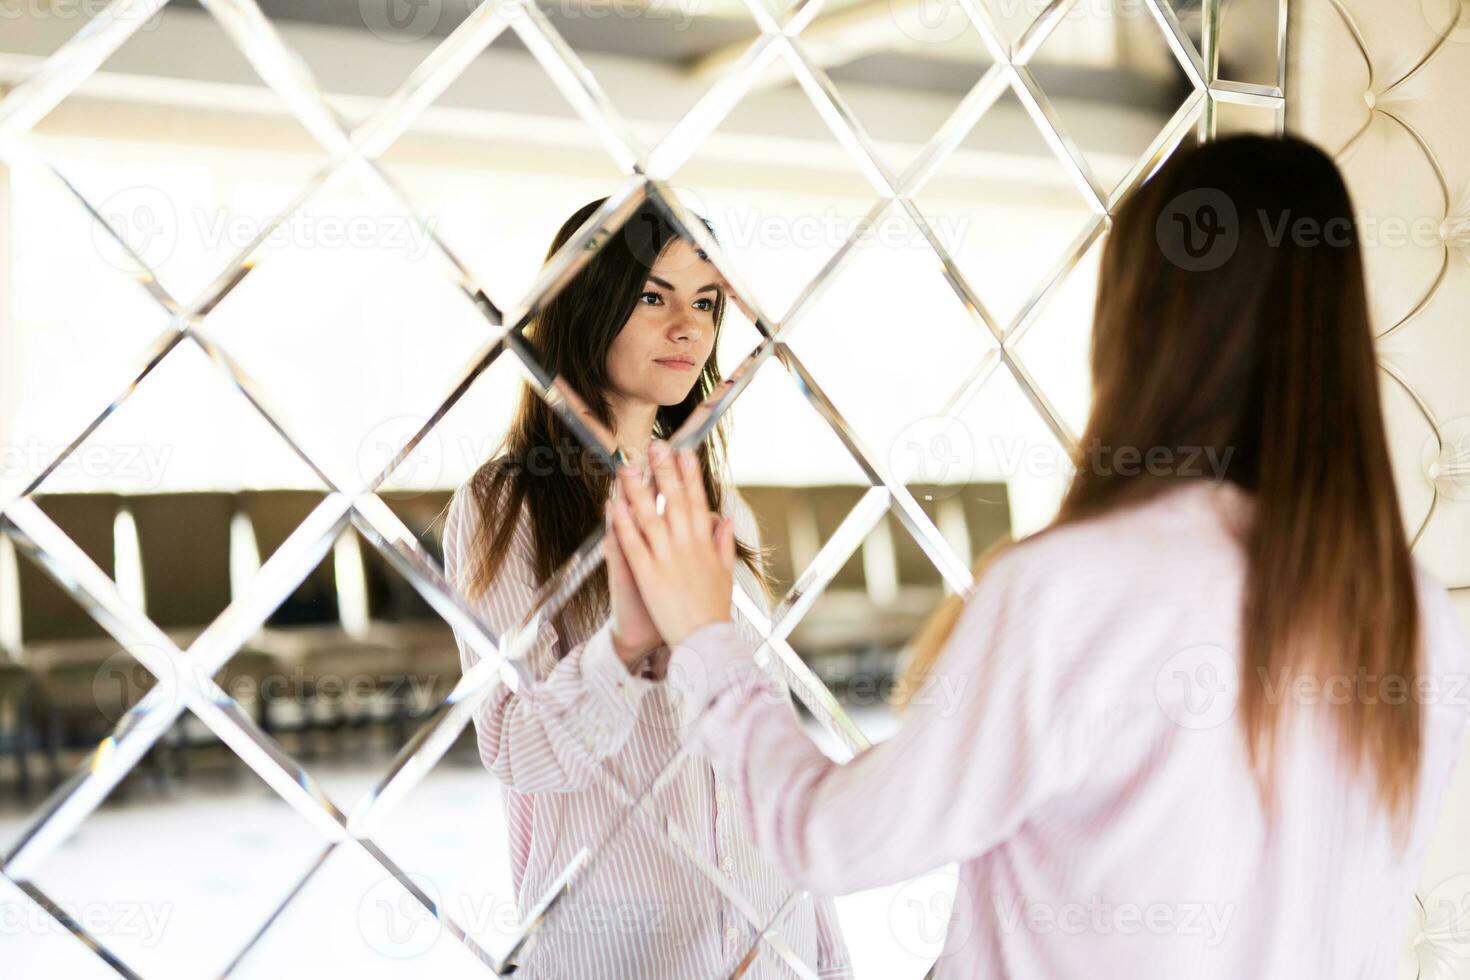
720, 854, 733, 873
724, 925, 739, 943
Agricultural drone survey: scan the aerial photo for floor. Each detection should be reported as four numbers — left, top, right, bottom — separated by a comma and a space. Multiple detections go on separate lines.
0, 709, 954, 979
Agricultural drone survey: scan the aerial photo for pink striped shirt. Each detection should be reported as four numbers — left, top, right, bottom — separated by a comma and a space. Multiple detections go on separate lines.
668, 479, 1470, 978
442, 476, 852, 979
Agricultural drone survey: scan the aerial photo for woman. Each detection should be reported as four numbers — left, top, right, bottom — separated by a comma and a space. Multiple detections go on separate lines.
608, 135, 1470, 977
441, 196, 852, 978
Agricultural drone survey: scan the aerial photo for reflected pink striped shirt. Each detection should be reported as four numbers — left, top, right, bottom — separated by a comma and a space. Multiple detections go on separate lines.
668, 480, 1470, 979
443, 477, 852, 979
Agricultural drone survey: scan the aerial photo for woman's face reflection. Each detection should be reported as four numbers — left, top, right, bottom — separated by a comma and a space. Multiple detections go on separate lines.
605, 237, 720, 408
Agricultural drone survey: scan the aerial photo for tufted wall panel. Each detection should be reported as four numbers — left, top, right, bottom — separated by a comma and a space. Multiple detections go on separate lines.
1288, 0, 1470, 972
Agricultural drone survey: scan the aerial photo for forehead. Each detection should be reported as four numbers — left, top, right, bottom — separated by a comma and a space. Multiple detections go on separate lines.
650, 236, 711, 281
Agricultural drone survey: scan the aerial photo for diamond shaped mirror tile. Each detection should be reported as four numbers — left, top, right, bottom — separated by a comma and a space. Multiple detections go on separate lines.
651, 95, 887, 325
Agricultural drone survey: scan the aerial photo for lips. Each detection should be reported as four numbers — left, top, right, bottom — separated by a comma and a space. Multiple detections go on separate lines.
654, 356, 696, 370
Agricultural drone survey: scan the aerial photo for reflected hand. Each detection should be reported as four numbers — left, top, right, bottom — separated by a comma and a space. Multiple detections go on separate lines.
608, 441, 735, 647
604, 483, 662, 672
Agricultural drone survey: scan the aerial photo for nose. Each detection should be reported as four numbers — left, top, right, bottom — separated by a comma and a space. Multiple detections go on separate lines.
668, 310, 701, 343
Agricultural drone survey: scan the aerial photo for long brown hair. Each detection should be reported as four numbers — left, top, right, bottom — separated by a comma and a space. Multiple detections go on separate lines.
459, 196, 766, 648
898, 134, 1421, 829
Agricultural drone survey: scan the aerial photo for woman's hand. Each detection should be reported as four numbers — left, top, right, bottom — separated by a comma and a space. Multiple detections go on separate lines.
607, 441, 736, 647
604, 480, 663, 672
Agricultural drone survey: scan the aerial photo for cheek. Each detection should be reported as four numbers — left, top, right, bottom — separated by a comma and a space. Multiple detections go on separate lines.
605, 342, 639, 392
606, 317, 654, 387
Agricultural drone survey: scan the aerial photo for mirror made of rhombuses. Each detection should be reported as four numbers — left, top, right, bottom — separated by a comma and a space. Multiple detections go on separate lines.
0, 0, 1283, 976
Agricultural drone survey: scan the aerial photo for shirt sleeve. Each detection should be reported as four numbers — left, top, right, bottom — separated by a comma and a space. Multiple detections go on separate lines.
813, 890, 854, 979
728, 488, 853, 974
666, 543, 1090, 895
443, 481, 656, 794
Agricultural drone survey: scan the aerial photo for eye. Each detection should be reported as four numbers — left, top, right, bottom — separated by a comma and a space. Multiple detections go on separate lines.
639, 291, 663, 306
694, 297, 714, 312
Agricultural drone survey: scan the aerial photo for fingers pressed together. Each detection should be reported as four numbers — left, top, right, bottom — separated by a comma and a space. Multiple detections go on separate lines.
611, 441, 711, 562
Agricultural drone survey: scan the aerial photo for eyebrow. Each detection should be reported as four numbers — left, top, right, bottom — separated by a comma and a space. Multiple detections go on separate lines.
646, 274, 721, 295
